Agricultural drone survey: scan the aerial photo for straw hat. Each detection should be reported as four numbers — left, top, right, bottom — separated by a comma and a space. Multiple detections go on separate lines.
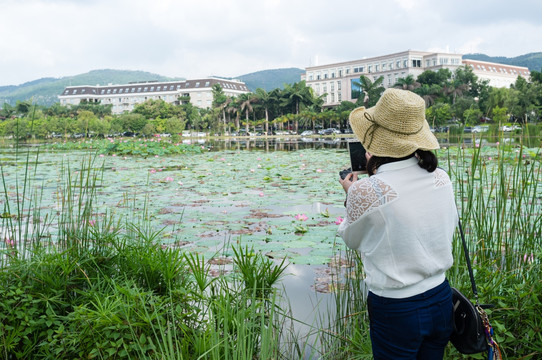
349, 88, 439, 158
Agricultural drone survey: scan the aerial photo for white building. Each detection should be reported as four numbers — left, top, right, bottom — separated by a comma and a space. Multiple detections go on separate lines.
303, 50, 530, 107
59, 77, 250, 115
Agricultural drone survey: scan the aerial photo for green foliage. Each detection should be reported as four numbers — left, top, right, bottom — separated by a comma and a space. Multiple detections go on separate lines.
47, 137, 202, 157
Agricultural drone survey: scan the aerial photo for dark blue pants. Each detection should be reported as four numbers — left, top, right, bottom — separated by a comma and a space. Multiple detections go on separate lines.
367, 280, 453, 360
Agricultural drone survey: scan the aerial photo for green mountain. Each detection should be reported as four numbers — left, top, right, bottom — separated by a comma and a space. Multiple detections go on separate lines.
2, 52, 540, 108
236, 68, 305, 92
0, 68, 304, 107
0, 69, 181, 107
463, 52, 542, 71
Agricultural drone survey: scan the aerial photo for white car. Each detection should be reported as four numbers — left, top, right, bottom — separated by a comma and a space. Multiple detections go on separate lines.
500, 125, 522, 132
300, 130, 314, 136
472, 126, 489, 133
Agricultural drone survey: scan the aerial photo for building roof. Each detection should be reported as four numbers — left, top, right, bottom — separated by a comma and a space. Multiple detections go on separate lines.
462, 59, 530, 77
60, 77, 249, 97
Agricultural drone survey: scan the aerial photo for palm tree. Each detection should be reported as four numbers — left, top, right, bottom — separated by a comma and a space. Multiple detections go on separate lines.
443, 81, 469, 105
281, 81, 313, 133
393, 74, 420, 90
254, 88, 271, 134
416, 84, 441, 107
238, 93, 258, 133
353, 75, 385, 107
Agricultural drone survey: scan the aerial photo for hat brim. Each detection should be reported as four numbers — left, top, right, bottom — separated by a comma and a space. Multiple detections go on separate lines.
349, 106, 439, 158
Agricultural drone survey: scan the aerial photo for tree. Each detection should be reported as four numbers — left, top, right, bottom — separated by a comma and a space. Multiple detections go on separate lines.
75, 110, 97, 135
164, 117, 185, 135
353, 75, 385, 107
393, 74, 420, 90
0, 103, 16, 119
238, 92, 258, 133
415, 84, 441, 107
281, 81, 313, 133
425, 103, 452, 127
254, 88, 272, 134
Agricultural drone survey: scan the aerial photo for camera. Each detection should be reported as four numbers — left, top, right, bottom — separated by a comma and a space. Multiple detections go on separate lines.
339, 168, 352, 180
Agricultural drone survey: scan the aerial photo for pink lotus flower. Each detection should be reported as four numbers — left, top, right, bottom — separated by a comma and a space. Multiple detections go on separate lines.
335, 216, 344, 225
88, 220, 96, 226
150, 169, 157, 174
259, 192, 264, 197
316, 169, 323, 173
165, 177, 174, 182
295, 214, 308, 221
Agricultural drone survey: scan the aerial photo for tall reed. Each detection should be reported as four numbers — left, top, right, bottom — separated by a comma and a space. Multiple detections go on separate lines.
324, 132, 541, 359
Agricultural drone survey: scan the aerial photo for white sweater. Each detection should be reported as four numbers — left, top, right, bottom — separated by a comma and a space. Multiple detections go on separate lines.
338, 157, 458, 298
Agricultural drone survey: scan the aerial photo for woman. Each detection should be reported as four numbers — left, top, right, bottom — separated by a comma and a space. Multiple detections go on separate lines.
338, 88, 458, 359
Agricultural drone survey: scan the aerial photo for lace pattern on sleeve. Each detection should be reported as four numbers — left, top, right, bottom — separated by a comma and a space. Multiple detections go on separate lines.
345, 177, 398, 225
434, 168, 451, 188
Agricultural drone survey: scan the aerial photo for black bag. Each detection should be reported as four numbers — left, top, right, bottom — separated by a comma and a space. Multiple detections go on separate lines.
450, 220, 501, 358
450, 287, 487, 354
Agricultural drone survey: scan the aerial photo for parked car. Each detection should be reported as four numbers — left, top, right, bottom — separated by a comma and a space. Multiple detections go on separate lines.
472, 125, 489, 133
500, 125, 522, 132
435, 126, 449, 133
463, 127, 473, 133
318, 128, 341, 135
300, 130, 314, 136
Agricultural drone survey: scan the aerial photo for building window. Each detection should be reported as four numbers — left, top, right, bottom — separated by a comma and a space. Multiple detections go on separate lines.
331, 83, 335, 92
331, 72, 335, 78
205, 82, 210, 87
346, 68, 350, 74
351, 79, 361, 99
339, 70, 342, 77
368, 65, 372, 73
375, 64, 380, 71
337, 81, 341, 90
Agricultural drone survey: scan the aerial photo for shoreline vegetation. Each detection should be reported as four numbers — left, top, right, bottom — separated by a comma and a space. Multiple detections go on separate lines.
1, 132, 541, 359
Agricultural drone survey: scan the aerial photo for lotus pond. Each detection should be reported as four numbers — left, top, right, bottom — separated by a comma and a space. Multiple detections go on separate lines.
1, 135, 541, 358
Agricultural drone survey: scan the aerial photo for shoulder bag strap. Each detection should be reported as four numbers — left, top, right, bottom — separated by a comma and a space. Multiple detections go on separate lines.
458, 218, 479, 304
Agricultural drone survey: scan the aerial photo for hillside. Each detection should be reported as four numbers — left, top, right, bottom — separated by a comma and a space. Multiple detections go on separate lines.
463, 52, 542, 71
0, 68, 303, 107
236, 68, 305, 92
1, 51, 540, 108
0, 70, 181, 107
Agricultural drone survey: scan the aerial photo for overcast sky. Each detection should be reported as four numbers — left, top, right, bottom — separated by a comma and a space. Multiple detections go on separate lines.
1, 0, 541, 86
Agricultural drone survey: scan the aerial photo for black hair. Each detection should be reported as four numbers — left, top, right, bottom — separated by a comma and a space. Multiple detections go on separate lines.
366, 150, 438, 176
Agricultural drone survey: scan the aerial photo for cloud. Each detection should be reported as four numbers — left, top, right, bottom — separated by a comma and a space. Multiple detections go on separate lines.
0, 0, 540, 86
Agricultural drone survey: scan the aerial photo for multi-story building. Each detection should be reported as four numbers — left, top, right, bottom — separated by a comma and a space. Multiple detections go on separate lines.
302, 50, 530, 107
59, 77, 250, 115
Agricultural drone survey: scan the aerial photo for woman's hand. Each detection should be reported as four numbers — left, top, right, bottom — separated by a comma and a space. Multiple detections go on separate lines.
339, 172, 358, 194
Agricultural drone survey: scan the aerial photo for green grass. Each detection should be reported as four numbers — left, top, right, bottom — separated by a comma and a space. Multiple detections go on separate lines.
1, 130, 540, 359
322, 134, 541, 359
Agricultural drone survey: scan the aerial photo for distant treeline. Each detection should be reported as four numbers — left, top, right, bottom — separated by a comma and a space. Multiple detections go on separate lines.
1, 65, 541, 139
